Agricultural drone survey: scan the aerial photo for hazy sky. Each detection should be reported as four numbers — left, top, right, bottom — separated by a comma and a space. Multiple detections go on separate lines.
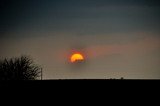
1, 0, 160, 79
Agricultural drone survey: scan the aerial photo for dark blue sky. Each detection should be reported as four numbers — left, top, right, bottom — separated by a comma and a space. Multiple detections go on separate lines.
1, 0, 160, 79
1, 0, 160, 38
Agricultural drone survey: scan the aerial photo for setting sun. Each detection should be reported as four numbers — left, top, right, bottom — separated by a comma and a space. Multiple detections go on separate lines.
70, 53, 84, 63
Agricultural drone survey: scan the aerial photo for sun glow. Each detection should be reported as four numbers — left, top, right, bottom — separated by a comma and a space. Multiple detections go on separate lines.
70, 53, 84, 63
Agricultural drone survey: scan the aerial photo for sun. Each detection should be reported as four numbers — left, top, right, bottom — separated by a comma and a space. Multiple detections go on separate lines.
70, 53, 84, 63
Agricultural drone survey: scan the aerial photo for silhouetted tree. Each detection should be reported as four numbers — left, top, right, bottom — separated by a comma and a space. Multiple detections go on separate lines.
0, 56, 41, 80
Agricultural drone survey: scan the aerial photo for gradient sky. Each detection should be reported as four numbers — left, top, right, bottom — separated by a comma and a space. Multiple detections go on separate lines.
1, 0, 160, 79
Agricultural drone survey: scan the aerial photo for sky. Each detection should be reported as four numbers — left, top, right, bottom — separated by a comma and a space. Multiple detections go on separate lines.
0, 0, 160, 79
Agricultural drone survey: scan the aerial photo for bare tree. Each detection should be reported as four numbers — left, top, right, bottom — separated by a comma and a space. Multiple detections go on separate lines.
0, 56, 41, 80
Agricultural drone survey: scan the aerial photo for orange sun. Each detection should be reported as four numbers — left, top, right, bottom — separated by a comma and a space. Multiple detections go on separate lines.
70, 53, 84, 63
